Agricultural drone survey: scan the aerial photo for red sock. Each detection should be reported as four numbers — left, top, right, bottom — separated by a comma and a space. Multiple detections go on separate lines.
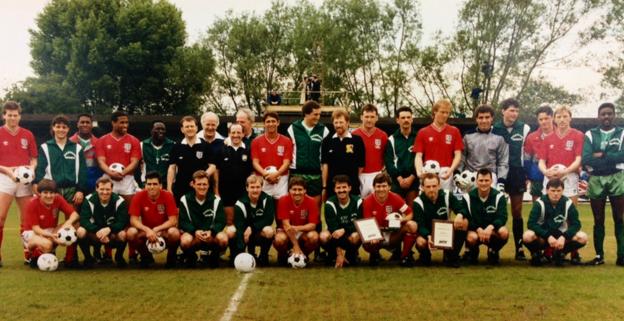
401, 233, 416, 258
24, 248, 31, 260
544, 246, 553, 258
0, 229, 4, 248
65, 243, 76, 262
32, 248, 43, 258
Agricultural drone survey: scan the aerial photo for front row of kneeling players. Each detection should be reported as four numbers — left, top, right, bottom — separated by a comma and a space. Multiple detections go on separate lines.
25, 168, 586, 269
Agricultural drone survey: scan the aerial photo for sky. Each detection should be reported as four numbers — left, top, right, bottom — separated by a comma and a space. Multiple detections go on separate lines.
0, 0, 618, 116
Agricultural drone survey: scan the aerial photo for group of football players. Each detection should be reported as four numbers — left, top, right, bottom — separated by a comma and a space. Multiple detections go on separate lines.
0, 97, 622, 269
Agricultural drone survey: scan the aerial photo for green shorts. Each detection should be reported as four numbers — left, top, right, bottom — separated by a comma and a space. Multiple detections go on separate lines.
587, 171, 624, 199
291, 173, 322, 196
529, 180, 543, 197
58, 186, 78, 204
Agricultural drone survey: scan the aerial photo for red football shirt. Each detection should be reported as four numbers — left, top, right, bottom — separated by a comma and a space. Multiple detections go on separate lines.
413, 124, 463, 167
25, 195, 75, 230
0, 126, 38, 167
276, 194, 319, 226
352, 127, 388, 173
524, 128, 551, 159
362, 191, 411, 228
251, 134, 293, 175
95, 133, 142, 167
129, 189, 178, 229
537, 128, 584, 168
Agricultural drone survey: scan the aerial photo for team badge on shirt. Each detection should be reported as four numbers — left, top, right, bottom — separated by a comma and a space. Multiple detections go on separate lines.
445, 134, 452, 144
374, 139, 381, 149
428, 137, 433, 142
345, 144, 353, 153
554, 214, 565, 223
157, 204, 166, 215
436, 207, 448, 217
124, 143, 131, 153
202, 209, 215, 218
196, 151, 203, 159
300, 210, 308, 220
486, 205, 496, 214
2, 141, 8, 146
21, 138, 28, 149
277, 145, 285, 156
565, 140, 574, 151
241, 154, 248, 162
385, 206, 393, 214
64, 151, 77, 160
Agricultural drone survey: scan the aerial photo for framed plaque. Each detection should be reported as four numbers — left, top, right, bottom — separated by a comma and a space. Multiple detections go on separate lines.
355, 218, 383, 243
432, 220, 454, 249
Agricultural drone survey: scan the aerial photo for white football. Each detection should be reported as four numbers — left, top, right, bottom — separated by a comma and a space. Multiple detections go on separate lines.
56, 226, 77, 246
287, 253, 307, 269
109, 162, 125, 174
234, 253, 256, 273
264, 166, 278, 174
455, 170, 476, 191
549, 164, 568, 180
147, 236, 167, 254
14, 166, 34, 185
37, 253, 59, 271
423, 160, 441, 175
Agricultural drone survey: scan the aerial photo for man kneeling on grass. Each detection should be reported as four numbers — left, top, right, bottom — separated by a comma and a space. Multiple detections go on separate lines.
179, 170, 227, 268
462, 168, 509, 265
320, 175, 362, 268
127, 171, 180, 268
413, 173, 467, 268
24, 179, 80, 268
362, 173, 417, 267
273, 176, 320, 266
77, 177, 128, 268
524, 178, 587, 266
234, 175, 275, 266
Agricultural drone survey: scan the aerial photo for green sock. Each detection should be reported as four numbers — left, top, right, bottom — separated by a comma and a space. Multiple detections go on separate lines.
594, 225, 605, 257
615, 223, 624, 259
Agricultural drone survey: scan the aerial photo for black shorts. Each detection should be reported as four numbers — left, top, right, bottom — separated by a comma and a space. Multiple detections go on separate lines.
504, 166, 527, 194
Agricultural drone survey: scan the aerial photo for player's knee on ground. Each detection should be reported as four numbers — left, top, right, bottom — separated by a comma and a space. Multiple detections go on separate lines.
522, 230, 536, 243
403, 220, 417, 234
116, 230, 127, 242
348, 232, 360, 245
574, 231, 588, 245
306, 231, 319, 244
216, 232, 229, 248
319, 231, 331, 245
497, 227, 510, 240
261, 226, 274, 239
466, 231, 479, 246
415, 236, 428, 250
76, 227, 87, 239
126, 227, 138, 241
225, 226, 236, 239
180, 233, 194, 249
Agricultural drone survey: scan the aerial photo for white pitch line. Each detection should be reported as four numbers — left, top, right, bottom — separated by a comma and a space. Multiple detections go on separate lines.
219, 273, 253, 321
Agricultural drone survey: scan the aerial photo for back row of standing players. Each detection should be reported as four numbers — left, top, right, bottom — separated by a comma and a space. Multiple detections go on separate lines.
0, 98, 622, 268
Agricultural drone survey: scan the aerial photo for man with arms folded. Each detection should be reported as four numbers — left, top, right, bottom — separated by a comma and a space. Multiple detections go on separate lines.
127, 172, 180, 268
385, 106, 418, 205
362, 173, 417, 267
233, 175, 275, 266
353, 104, 387, 197
524, 105, 554, 201
413, 173, 467, 268
414, 99, 463, 191
178, 170, 227, 268
320, 175, 362, 268
77, 177, 128, 268
582, 102, 624, 266
523, 178, 587, 266
273, 177, 320, 265
462, 168, 509, 265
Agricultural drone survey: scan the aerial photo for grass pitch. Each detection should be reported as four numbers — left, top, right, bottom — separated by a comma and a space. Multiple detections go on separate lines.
1, 203, 624, 321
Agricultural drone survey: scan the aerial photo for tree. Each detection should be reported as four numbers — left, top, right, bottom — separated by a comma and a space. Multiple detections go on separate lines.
28, 0, 212, 115
515, 78, 582, 120
454, 0, 596, 112
3, 75, 82, 114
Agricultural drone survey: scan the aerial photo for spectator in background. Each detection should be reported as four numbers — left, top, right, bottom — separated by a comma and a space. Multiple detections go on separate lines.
268, 90, 282, 105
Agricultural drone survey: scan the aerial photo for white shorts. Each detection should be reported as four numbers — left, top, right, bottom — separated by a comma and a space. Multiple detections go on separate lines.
105, 174, 139, 196
262, 175, 289, 199
0, 173, 33, 197
439, 167, 453, 191
21, 228, 53, 247
543, 173, 579, 197
359, 171, 381, 197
